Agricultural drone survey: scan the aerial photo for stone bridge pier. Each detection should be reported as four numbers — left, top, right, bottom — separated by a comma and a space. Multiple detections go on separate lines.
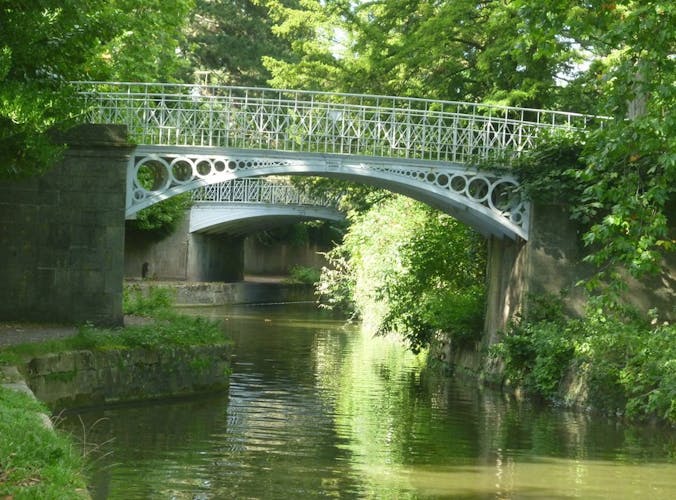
0, 125, 131, 327
484, 204, 675, 346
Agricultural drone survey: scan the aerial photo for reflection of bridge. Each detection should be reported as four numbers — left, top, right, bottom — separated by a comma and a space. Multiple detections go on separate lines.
189, 178, 344, 235
77, 82, 601, 240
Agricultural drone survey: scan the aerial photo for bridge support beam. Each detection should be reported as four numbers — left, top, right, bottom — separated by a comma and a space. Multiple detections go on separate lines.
187, 233, 244, 282
0, 125, 131, 326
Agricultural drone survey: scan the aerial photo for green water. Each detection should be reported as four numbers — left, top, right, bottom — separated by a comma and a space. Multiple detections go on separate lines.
59, 304, 675, 499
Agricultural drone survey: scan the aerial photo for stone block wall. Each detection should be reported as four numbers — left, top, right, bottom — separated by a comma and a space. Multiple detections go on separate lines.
25, 345, 231, 409
0, 125, 131, 326
483, 203, 675, 344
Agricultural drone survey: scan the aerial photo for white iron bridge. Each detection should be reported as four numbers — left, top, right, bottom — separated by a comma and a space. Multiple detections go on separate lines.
190, 178, 344, 235
76, 81, 603, 240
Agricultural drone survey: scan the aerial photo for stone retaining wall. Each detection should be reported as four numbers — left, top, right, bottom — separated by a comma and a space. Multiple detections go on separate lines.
24, 345, 231, 410
172, 281, 315, 306
129, 280, 315, 306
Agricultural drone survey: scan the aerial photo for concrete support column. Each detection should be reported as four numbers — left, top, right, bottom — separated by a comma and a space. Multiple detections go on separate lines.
483, 236, 527, 346
0, 125, 131, 326
125, 212, 245, 283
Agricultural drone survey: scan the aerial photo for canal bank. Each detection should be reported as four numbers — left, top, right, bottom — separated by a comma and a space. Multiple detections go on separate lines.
0, 310, 232, 499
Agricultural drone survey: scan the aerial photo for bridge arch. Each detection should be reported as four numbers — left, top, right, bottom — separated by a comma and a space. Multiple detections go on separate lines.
128, 146, 529, 240
189, 205, 344, 235
79, 82, 600, 242
189, 178, 345, 235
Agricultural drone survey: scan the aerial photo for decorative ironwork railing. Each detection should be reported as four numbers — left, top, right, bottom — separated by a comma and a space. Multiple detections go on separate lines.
191, 178, 339, 208
75, 81, 603, 164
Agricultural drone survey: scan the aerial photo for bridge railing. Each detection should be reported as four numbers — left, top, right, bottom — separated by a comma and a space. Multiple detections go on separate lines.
191, 178, 340, 208
75, 81, 604, 164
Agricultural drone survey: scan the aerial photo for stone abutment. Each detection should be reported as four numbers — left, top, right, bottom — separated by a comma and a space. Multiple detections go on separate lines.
0, 125, 131, 326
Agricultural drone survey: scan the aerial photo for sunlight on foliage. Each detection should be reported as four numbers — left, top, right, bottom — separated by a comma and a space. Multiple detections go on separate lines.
317, 196, 485, 353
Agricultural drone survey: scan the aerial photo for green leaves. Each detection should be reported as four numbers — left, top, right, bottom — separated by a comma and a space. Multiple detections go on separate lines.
127, 193, 192, 236
186, 0, 294, 87
317, 196, 485, 353
497, 295, 676, 423
0, 1, 194, 179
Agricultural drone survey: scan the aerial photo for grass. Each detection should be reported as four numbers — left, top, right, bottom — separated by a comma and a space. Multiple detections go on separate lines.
0, 286, 231, 367
0, 387, 88, 499
0, 284, 232, 497
0, 314, 231, 367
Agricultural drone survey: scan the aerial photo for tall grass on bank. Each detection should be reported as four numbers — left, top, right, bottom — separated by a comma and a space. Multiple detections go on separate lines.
0, 387, 88, 498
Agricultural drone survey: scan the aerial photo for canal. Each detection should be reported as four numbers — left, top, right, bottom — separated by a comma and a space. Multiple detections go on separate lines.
59, 303, 675, 499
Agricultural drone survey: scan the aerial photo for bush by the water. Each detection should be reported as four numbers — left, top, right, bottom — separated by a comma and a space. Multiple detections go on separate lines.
286, 265, 322, 285
494, 294, 675, 424
123, 284, 175, 317
317, 196, 486, 353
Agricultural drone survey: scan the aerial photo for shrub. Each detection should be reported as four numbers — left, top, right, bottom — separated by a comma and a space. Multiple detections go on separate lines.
287, 265, 322, 285
123, 285, 174, 317
316, 196, 486, 352
496, 294, 676, 424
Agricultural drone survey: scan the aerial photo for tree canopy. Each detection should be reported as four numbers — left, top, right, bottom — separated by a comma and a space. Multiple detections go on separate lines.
0, 0, 193, 178
2, 0, 673, 306
185, 0, 294, 86
264, 0, 675, 301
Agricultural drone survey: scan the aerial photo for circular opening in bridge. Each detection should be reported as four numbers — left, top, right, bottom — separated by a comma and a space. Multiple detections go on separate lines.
170, 159, 193, 184
196, 160, 212, 178
136, 159, 169, 192
227, 160, 237, 171
426, 173, 436, 183
417, 172, 426, 180
436, 174, 449, 187
467, 177, 489, 202
238, 161, 246, 169
490, 180, 519, 212
511, 211, 523, 224
450, 175, 466, 193
214, 160, 226, 172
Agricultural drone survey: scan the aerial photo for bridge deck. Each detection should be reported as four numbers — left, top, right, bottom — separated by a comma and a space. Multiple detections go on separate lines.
76, 81, 601, 165
75, 82, 605, 241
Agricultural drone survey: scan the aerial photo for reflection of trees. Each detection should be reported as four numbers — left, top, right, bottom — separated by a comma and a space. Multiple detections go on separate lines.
58, 394, 230, 499
314, 323, 676, 497
59, 306, 676, 498
313, 327, 483, 493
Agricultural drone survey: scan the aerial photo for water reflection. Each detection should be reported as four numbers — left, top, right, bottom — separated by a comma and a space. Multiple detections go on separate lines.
59, 303, 675, 499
